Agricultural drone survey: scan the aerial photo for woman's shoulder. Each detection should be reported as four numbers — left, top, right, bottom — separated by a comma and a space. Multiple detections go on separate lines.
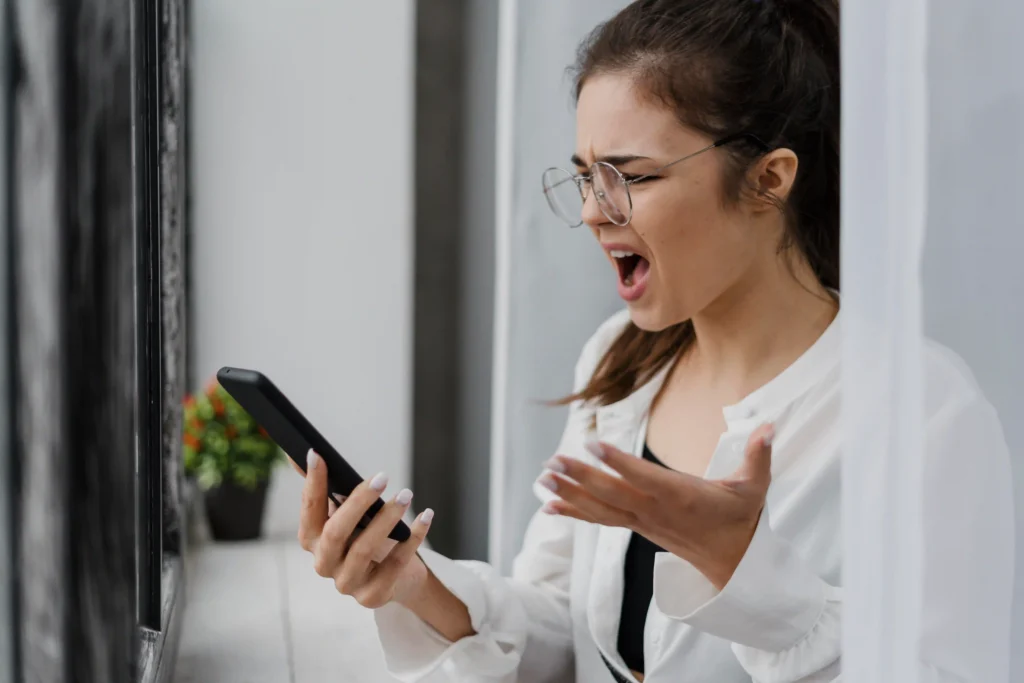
920, 338, 1011, 478
921, 338, 991, 417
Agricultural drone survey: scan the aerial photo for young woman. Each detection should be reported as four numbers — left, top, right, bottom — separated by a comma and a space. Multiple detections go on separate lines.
295, 1, 1014, 681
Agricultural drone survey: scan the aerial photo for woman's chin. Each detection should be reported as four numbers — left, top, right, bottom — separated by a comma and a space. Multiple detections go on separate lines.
627, 300, 686, 332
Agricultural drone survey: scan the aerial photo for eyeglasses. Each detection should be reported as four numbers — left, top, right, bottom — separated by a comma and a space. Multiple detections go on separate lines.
541, 133, 770, 228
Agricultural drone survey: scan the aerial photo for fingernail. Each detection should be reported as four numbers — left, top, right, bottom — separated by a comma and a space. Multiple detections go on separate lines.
419, 508, 434, 524
545, 456, 567, 474
538, 473, 558, 492
541, 501, 559, 515
584, 440, 606, 459
307, 449, 320, 470
396, 488, 413, 506
370, 472, 389, 492
762, 425, 776, 448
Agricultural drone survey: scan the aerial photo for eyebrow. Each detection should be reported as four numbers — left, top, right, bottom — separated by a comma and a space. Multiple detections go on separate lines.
570, 153, 652, 168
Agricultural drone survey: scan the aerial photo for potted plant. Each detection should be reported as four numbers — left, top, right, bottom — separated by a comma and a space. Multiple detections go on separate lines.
183, 377, 284, 541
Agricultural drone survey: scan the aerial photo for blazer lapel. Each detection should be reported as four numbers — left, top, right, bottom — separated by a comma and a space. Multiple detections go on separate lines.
586, 368, 669, 674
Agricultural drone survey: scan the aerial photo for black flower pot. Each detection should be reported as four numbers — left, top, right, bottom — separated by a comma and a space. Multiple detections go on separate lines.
203, 478, 270, 541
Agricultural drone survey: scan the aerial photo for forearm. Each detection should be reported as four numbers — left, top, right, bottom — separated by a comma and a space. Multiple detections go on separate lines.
400, 562, 476, 643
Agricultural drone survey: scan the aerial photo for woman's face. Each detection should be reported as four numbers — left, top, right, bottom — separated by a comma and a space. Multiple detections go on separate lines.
574, 74, 783, 331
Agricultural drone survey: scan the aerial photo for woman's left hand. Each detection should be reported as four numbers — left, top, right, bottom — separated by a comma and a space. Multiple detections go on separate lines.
538, 424, 775, 590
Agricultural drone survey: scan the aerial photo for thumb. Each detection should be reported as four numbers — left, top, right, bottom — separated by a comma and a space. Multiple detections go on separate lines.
729, 423, 774, 490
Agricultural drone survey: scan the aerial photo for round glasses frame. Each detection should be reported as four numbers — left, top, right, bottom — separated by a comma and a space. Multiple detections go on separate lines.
541, 133, 770, 228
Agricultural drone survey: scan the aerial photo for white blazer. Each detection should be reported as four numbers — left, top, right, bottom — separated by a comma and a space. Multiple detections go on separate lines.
374, 309, 1014, 683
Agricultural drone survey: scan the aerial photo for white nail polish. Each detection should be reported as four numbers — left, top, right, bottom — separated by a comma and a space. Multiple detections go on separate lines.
546, 457, 567, 474
541, 501, 559, 515
369, 472, 389, 492
584, 440, 606, 459
396, 488, 413, 506
307, 449, 319, 470
538, 474, 558, 493
762, 433, 774, 447
419, 508, 434, 524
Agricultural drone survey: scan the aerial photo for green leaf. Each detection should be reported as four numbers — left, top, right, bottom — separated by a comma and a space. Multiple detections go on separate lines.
183, 445, 198, 471
197, 461, 223, 491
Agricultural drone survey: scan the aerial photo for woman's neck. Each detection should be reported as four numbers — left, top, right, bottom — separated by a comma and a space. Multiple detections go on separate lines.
684, 257, 838, 401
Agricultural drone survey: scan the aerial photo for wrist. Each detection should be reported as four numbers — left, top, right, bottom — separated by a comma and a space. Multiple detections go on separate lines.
398, 559, 476, 642
689, 520, 760, 591
395, 555, 432, 610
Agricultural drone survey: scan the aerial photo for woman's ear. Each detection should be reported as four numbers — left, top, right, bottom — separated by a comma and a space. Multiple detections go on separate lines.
749, 148, 799, 210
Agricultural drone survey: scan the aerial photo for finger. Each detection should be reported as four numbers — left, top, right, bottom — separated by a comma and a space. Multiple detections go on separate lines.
328, 497, 341, 517
540, 499, 595, 523
316, 472, 390, 571
727, 423, 774, 491
298, 450, 329, 552
537, 471, 636, 528
543, 454, 648, 511
583, 439, 680, 490
334, 488, 414, 594
362, 508, 434, 606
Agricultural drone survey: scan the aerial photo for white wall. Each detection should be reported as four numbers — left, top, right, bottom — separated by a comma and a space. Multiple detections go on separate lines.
191, 0, 415, 536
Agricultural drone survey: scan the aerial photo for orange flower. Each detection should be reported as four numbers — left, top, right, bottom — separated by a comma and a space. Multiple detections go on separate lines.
189, 417, 203, 432
183, 395, 196, 408
184, 433, 200, 450
211, 397, 225, 416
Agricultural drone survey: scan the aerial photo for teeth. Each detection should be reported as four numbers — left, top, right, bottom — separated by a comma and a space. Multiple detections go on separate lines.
609, 249, 635, 258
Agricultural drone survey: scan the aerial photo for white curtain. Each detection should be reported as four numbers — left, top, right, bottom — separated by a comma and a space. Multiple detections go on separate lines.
841, 0, 929, 680
844, 0, 1024, 681
922, 0, 1024, 678
490, 0, 629, 573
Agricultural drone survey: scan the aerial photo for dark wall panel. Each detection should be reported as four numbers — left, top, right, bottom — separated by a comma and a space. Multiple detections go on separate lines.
12, 0, 73, 679
9, 0, 186, 681
413, 0, 467, 557
63, 0, 139, 675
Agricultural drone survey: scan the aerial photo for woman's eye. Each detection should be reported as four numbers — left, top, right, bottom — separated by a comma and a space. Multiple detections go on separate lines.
623, 174, 654, 183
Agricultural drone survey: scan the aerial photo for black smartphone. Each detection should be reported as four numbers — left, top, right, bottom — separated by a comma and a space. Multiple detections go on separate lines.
216, 366, 411, 542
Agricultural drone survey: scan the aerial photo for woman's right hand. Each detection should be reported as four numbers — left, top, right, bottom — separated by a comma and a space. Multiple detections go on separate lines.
296, 450, 432, 609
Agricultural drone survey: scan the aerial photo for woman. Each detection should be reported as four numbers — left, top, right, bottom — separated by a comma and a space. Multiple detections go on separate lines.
296, 1, 1014, 681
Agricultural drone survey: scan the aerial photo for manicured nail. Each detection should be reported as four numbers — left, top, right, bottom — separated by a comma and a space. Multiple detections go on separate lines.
307, 449, 320, 470
396, 488, 413, 506
419, 508, 434, 524
538, 473, 558, 493
761, 425, 776, 448
545, 456, 567, 474
541, 501, 559, 515
370, 472, 389, 492
584, 440, 606, 460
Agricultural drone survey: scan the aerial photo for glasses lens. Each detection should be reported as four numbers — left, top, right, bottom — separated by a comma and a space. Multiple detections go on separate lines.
542, 168, 584, 226
592, 162, 631, 225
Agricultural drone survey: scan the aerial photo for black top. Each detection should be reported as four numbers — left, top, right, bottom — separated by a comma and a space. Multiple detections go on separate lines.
616, 444, 667, 675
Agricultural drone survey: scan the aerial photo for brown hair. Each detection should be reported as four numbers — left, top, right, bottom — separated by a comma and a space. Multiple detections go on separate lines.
561, 0, 840, 407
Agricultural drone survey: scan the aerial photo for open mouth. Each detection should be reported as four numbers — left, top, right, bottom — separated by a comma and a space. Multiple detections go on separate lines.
609, 249, 651, 301
612, 251, 647, 286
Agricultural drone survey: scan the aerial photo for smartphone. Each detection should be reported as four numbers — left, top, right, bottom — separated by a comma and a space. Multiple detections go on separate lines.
216, 366, 411, 542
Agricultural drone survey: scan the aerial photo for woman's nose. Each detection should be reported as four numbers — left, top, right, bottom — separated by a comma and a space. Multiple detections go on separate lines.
580, 189, 608, 228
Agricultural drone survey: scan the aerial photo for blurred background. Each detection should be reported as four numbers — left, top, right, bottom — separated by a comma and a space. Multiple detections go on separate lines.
1, 1, 1021, 683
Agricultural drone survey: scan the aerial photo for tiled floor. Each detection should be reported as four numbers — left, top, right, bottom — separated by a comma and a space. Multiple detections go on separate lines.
173, 473, 402, 683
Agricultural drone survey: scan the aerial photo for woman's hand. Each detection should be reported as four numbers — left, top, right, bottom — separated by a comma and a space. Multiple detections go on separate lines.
296, 451, 432, 609
537, 424, 775, 590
